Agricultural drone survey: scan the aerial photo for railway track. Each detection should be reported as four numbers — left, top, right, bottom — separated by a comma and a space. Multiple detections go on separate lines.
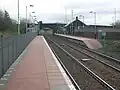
77, 43, 120, 64
66, 44, 120, 72
45, 36, 115, 90
51, 35, 120, 72
63, 44, 120, 90
49, 35, 120, 71
50, 43, 81, 90
63, 36, 120, 67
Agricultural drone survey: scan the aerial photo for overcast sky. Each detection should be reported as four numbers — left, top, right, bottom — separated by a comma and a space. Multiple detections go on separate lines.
0, 0, 120, 25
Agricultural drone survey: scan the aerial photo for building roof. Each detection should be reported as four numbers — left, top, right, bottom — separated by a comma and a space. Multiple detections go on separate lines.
81, 28, 120, 32
43, 23, 66, 25
99, 28, 120, 32
65, 17, 86, 27
88, 25, 112, 28
65, 19, 76, 27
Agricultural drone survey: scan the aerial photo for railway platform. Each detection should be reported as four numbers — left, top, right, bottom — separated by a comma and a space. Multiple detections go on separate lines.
56, 34, 102, 49
0, 36, 76, 90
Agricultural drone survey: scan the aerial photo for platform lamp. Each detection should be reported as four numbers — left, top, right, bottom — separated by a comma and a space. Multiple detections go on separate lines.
26, 5, 34, 33
90, 11, 97, 39
33, 15, 37, 31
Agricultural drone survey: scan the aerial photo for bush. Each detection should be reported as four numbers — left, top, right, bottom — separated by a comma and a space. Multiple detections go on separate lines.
0, 9, 27, 36
0, 9, 18, 35
111, 20, 120, 29
101, 40, 120, 52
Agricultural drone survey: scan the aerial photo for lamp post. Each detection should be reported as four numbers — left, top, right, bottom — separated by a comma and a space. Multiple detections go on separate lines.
34, 16, 37, 31
34, 17, 39, 33
90, 11, 97, 39
26, 6, 27, 33
18, 0, 20, 35
64, 7, 67, 24
79, 15, 85, 32
31, 12, 35, 23
33, 15, 37, 32
26, 5, 34, 33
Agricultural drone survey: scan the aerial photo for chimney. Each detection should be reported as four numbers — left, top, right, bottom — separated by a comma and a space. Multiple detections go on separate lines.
76, 16, 78, 20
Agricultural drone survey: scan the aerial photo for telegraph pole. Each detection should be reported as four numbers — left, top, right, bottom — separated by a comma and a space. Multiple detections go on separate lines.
114, 8, 116, 27
72, 9, 73, 20
94, 12, 96, 35
80, 15, 85, 32
64, 7, 67, 24
71, 9, 73, 34
90, 11, 97, 39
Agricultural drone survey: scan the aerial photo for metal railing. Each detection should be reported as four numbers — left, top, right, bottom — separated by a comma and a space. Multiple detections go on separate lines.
0, 32, 37, 78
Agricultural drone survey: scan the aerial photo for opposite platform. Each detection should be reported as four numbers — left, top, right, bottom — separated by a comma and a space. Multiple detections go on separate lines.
56, 34, 102, 49
0, 36, 76, 90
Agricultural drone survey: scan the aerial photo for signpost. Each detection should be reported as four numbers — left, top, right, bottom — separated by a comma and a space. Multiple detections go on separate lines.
98, 30, 106, 40
102, 32, 106, 40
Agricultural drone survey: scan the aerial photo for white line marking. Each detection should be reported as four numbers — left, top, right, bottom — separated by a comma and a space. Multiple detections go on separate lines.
0, 84, 4, 86
7, 71, 12, 73
9, 68, 14, 70
4, 74, 10, 77
43, 36, 76, 90
1, 78, 8, 81
82, 59, 91, 61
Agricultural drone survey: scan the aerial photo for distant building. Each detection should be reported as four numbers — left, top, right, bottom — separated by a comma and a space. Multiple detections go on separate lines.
64, 17, 117, 36
27, 23, 38, 32
38, 21, 66, 34
65, 16, 87, 35
38, 21, 66, 30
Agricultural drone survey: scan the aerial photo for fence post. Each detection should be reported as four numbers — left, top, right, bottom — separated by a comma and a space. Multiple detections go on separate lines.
16, 35, 18, 58
12, 39, 14, 63
7, 38, 10, 68
1, 35, 4, 76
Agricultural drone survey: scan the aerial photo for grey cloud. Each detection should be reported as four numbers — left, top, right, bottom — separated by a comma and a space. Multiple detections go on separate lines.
37, 12, 113, 25
64, 1, 112, 10
34, 0, 120, 25
37, 13, 65, 23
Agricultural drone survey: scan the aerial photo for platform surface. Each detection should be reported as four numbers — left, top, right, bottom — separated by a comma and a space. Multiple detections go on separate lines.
57, 34, 102, 49
0, 36, 76, 90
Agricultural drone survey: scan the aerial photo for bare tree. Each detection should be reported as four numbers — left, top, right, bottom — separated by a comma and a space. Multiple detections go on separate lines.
0, 9, 17, 35
20, 18, 26, 34
3, 10, 12, 30
111, 20, 120, 29
115, 20, 120, 28
0, 9, 4, 31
